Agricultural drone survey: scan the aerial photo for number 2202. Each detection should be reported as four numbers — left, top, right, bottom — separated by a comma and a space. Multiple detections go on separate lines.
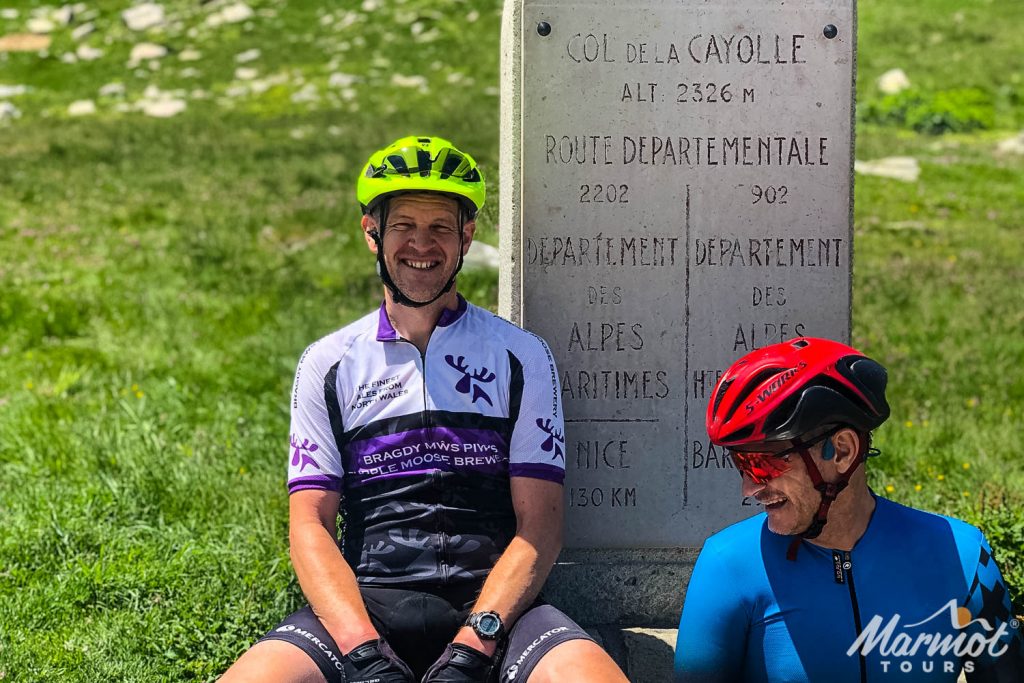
580, 184, 629, 203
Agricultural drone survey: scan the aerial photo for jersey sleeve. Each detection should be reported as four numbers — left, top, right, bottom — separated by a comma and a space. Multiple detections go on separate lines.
287, 343, 344, 494
507, 334, 565, 484
675, 537, 749, 682
963, 532, 1024, 682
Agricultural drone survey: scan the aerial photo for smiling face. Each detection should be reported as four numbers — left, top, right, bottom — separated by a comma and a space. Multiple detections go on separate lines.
738, 439, 831, 536
362, 193, 475, 304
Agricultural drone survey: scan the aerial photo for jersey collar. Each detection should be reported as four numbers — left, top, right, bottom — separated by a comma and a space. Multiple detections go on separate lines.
376, 294, 469, 342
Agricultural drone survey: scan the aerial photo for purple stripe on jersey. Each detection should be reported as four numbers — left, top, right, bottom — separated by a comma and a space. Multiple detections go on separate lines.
345, 426, 510, 484
376, 302, 399, 342
510, 463, 565, 484
288, 475, 343, 493
436, 295, 468, 327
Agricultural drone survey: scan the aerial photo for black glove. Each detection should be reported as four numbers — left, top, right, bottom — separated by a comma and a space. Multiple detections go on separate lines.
422, 643, 494, 682
343, 638, 415, 683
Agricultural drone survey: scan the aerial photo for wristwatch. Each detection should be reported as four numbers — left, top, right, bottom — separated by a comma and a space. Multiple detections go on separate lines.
465, 611, 505, 640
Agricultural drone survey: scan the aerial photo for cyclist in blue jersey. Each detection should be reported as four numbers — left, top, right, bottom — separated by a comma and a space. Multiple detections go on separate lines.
675, 338, 1024, 682
222, 136, 627, 683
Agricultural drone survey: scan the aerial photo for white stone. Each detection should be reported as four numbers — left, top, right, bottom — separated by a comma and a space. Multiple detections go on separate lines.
0, 101, 20, 119
235, 48, 260, 63
0, 84, 28, 98
0, 9, 18, 20
234, 66, 257, 80
179, 67, 200, 78
129, 42, 166, 63
289, 127, 307, 140
27, 17, 55, 34
71, 22, 95, 41
122, 3, 165, 32
854, 157, 920, 182
462, 241, 500, 270
206, 2, 253, 27
53, 5, 74, 26
189, 88, 207, 99
98, 82, 125, 97
60, 52, 77, 63
75, 44, 103, 60
361, 0, 379, 11
467, 10, 479, 22
390, 73, 427, 90
178, 48, 201, 62
113, 102, 132, 112
328, 72, 357, 88
996, 132, 1024, 155
68, 99, 96, 116
290, 83, 319, 103
877, 68, 911, 95
225, 83, 248, 98
327, 125, 342, 136
141, 98, 185, 117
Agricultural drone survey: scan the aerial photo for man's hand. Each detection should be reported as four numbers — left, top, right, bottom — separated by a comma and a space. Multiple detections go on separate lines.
343, 638, 415, 683
421, 643, 494, 682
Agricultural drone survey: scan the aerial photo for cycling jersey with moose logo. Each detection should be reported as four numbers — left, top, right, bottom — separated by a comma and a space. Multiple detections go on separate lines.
287, 296, 565, 586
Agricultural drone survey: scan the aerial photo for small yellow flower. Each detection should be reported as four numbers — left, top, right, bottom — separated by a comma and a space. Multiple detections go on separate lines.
238, 466, 248, 475
24, 381, 34, 390
922, 420, 930, 427
904, 420, 914, 428
966, 398, 978, 408
914, 484, 923, 492
885, 485, 895, 493
947, 254, 957, 264
132, 383, 140, 392
962, 491, 971, 497
135, 391, 144, 399
962, 462, 970, 470
937, 474, 945, 481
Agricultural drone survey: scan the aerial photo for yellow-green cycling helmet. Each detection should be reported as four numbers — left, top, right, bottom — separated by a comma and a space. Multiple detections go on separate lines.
357, 135, 486, 218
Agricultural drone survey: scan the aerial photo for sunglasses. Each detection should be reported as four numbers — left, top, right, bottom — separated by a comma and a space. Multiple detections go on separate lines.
728, 430, 837, 485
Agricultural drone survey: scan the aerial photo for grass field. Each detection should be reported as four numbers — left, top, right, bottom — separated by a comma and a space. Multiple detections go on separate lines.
1, 0, 1023, 679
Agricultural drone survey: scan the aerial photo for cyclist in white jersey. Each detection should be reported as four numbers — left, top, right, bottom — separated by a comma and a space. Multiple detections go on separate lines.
222, 136, 628, 683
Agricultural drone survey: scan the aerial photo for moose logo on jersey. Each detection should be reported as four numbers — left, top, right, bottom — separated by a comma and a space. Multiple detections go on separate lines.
445, 354, 496, 406
290, 435, 321, 471
536, 418, 564, 461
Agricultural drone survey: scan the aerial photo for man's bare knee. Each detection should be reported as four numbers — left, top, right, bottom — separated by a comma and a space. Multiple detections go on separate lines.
220, 639, 327, 683
528, 639, 628, 683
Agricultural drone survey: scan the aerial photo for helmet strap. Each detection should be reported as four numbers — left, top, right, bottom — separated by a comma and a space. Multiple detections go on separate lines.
369, 199, 466, 309
785, 435, 866, 561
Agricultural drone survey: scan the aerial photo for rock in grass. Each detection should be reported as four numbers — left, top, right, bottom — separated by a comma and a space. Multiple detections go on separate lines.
462, 242, 500, 271
98, 82, 125, 97
123, 3, 165, 32
0, 33, 51, 51
206, 3, 253, 28
27, 17, 55, 34
0, 9, 18, 20
76, 44, 103, 61
234, 67, 258, 80
141, 99, 185, 118
0, 101, 21, 120
179, 48, 201, 62
235, 48, 260, 63
71, 22, 95, 41
877, 68, 911, 95
0, 84, 27, 98
854, 157, 920, 182
68, 99, 96, 116
129, 42, 167, 63
995, 132, 1024, 156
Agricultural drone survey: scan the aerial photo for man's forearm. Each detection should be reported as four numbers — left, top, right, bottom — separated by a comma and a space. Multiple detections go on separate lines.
290, 521, 379, 653
453, 532, 561, 655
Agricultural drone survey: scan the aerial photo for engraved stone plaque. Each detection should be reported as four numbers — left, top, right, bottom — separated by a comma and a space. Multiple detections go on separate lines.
501, 0, 854, 553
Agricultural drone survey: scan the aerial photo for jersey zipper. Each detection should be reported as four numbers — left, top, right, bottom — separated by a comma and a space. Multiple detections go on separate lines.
837, 550, 868, 683
416, 340, 448, 582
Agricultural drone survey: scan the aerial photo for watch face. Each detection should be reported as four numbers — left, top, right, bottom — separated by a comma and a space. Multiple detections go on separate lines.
477, 613, 501, 636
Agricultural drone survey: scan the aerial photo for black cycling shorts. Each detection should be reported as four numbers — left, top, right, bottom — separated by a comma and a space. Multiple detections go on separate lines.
257, 584, 593, 682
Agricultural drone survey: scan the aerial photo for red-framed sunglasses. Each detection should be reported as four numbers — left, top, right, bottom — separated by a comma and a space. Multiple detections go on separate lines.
728, 429, 837, 484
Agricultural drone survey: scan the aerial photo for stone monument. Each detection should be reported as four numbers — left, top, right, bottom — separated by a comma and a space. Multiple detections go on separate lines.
500, 0, 855, 632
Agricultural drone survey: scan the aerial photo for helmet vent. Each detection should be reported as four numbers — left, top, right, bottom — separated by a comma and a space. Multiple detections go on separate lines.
712, 378, 734, 416
792, 339, 809, 349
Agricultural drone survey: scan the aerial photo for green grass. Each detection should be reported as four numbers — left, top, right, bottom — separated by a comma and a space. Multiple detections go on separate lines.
1, 0, 1023, 679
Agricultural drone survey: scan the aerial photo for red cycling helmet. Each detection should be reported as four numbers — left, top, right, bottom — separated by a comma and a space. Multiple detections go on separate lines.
707, 337, 890, 447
